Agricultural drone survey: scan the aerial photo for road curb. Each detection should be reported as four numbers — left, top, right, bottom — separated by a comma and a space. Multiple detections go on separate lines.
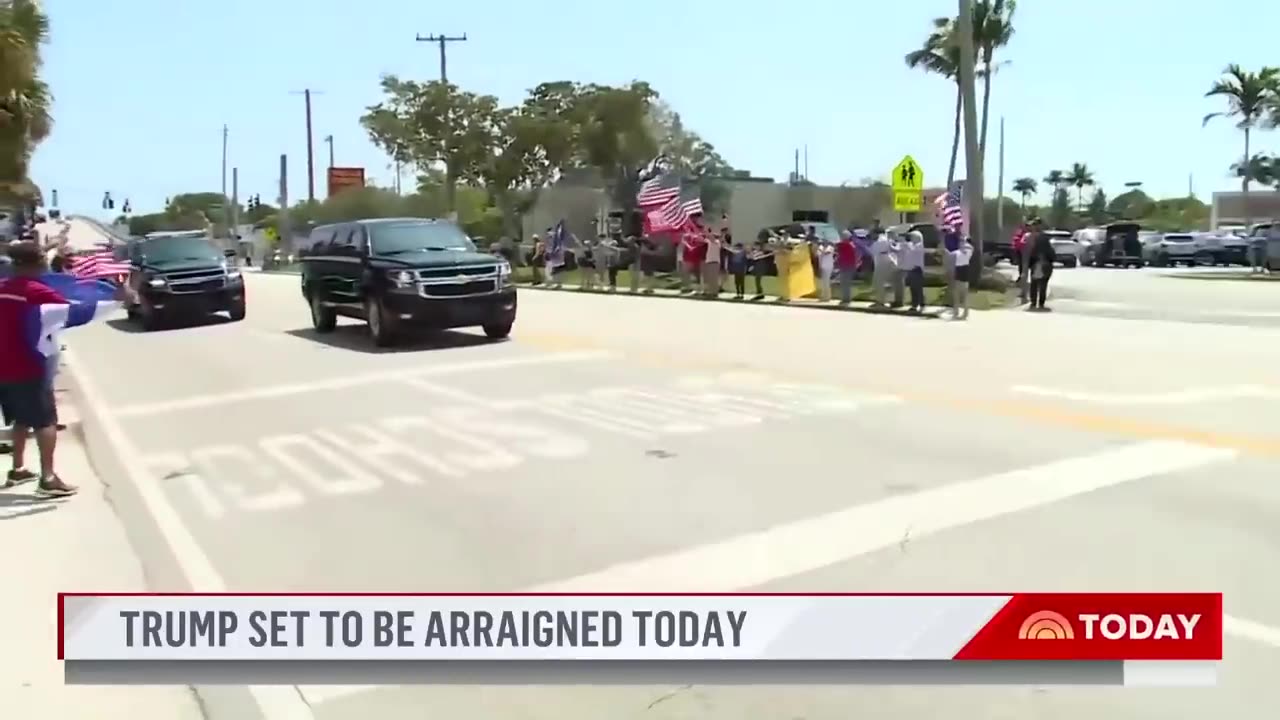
515, 282, 946, 319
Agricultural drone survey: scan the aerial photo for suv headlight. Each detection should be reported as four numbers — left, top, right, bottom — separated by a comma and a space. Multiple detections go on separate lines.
497, 260, 513, 285
147, 276, 166, 288
388, 269, 415, 287
226, 268, 242, 281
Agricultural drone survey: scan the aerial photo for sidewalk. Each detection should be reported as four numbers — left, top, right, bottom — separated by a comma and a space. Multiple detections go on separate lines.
1, 377, 204, 718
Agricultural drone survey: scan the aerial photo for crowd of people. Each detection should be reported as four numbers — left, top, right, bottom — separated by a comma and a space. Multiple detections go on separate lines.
512, 216, 1017, 320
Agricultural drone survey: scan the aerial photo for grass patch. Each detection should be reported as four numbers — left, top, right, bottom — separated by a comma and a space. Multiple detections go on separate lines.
513, 267, 1015, 310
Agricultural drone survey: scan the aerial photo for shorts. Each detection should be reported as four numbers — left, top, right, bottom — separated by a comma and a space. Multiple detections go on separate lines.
0, 378, 58, 429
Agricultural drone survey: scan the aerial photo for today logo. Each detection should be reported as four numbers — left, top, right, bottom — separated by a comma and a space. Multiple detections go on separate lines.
1019, 611, 1202, 641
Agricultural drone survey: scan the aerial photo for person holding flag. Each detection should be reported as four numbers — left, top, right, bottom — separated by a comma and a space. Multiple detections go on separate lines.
546, 221, 570, 289
0, 242, 119, 496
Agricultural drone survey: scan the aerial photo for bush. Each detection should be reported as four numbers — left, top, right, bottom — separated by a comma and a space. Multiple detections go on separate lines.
920, 266, 1010, 292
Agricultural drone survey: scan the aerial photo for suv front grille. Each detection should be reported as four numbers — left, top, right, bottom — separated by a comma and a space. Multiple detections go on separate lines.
415, 265, 497, 280
422, 279, 497, 297
164, 267, 226, 293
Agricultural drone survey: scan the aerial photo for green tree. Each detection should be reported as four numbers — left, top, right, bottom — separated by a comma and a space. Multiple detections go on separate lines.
1230, 153, 1278, 188
361, 77, 502, 214
0, 0, 51, 200
573, 81, 659, 214
1043, 169, 1066, 189
905, 18, 963, 186
1086, 188, 1108, 224
1203, 64, 1280, 226
1068, 163, 1094, 210
1048, 186, 1072, 229
1011, 177, 1037, 210
1107, 189, 1154, 220
647, 99, 735, 214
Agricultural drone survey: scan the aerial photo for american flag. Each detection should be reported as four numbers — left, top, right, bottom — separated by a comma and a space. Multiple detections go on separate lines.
647, 188, 703, 233
67, 250, 130, 281
636, 172, 681, 209
935, 181, 965, 231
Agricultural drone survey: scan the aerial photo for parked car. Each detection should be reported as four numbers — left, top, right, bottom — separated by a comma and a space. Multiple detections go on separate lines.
1143, 232, 1201, 267
1248, 223, 1278, 271
1045, 230, 1085, 267
1089, 222, 1145, 268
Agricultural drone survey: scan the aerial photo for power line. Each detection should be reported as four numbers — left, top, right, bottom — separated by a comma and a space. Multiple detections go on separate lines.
414, 33, 467, 82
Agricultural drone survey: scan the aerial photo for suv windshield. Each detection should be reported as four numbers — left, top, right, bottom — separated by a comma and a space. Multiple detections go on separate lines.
142, 236, 222, 263
370, 221, 475, 254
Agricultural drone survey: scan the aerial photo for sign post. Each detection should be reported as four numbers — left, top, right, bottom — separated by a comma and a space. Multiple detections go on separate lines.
891, 155, 924, 220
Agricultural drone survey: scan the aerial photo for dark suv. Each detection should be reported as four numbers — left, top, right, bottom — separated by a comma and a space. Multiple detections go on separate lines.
299, 217, 516, 347
124, 232, 245, 330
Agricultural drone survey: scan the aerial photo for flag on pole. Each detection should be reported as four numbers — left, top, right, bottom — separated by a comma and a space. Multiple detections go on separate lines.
636, 172, 681, 209
66, 250, 130, 282
646, 188, 703, 234
935, 181, 966, 232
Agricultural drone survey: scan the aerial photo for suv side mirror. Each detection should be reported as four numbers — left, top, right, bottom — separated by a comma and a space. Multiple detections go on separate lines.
224, 249, 237, 258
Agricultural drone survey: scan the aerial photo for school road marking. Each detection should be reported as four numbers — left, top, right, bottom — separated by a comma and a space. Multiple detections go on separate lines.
299, 439, 1276, 707
110, 350, 613, 418
1011, 384, 1280, 406
63, 351, 319, 720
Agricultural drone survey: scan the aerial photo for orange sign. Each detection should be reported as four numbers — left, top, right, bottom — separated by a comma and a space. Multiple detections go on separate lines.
327, 167, 366, 197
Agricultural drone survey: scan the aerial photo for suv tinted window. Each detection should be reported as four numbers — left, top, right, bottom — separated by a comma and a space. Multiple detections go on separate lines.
141, 236, 222, 263
369, 221, 474, 254
308, 226, 337, 254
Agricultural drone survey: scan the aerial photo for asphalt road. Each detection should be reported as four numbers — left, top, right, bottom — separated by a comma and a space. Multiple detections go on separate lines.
1046, 264, 1279, 327
61, 220, 1280, 720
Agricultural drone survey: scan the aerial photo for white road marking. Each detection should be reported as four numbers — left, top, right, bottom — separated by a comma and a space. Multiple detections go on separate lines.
1053, 298, 1280, 319
1011, 384, 1280, 406
526, 440, 1235, 592
62, 352, 319, 720
111, 350, 613, 418
299, 439, 1257, 707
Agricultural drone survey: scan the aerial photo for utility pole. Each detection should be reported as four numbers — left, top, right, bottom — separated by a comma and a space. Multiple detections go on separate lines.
289, 90, 322, 203
324, 135, 334, 169
221, 124, 228, 203
956, 0, 984, 272
416, 33, 467, 215
415, 32, 467, 82
230, 167, 240, 257
276, 154, 290, 269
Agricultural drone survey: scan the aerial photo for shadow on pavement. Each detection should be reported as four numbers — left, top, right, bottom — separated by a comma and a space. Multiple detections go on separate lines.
1164, 272, 1278, 282
284, 325, 505, 354
0, 491, 67, 521
106, 315, 234, 334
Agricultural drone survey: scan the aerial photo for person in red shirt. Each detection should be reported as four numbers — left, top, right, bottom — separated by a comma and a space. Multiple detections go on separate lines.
835, 230, 860, 305
0, 242, 76, 496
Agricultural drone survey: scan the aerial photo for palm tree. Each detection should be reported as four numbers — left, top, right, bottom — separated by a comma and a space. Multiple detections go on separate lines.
1042, 170, 1065, 190
1230, 153, 1278, 189
972, 0, 1017, 163
1203, 64, 1280, 226
1068, 163, 1095, 210
904, 18, 963, 186
0, 0, 52, 198
1012, 177, 1037, 210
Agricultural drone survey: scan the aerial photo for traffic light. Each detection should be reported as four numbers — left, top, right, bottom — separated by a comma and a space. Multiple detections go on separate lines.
122, 199, 131, 213
102, 191, 114, 210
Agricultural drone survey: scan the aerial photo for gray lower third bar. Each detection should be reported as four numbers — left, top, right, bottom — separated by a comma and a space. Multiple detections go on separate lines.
66, 660, 1125, 686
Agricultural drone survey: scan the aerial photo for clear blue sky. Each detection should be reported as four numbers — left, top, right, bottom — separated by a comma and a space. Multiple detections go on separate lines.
30, 0, 1280, 217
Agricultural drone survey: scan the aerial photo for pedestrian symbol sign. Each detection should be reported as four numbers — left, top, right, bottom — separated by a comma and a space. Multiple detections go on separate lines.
892, 155, 924, 212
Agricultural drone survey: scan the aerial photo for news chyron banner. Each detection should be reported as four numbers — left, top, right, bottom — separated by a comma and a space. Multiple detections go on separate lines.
59, 593, 1222, 686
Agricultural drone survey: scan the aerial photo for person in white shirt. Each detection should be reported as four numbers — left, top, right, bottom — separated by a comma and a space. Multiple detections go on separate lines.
702, 230, 722, 298
946, 237, 974, 320
869, 230, 898, 307
900, 230, 927, 312
816, 235, 836, 301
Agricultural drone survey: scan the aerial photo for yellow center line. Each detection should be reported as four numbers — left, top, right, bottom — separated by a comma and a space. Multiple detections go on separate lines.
515, 330, 1280, 458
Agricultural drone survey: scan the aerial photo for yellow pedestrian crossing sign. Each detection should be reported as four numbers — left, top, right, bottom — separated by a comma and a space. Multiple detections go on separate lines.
891, 155, 924, 212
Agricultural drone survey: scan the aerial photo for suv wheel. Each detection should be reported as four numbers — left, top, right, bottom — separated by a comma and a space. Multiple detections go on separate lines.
482, 320, 513, 340
228, 299, 247, 322
365, 298, 397, 347
140, 304, 163, 331
310, 293, 336, 333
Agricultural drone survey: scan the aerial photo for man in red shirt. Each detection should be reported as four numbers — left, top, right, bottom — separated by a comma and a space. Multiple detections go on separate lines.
835, 230, 860, 305
0, 242, 77, 496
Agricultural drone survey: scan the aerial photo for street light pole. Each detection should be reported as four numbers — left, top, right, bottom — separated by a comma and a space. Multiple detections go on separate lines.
956, 0, 984, 270
415, 33, 467, 215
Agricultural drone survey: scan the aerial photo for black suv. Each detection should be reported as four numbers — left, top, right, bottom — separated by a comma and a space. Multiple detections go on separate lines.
124, 232, 245, 330
299, 217, 516, 347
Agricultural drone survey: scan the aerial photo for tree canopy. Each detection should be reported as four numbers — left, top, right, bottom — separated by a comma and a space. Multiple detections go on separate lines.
0, 0, 52, 204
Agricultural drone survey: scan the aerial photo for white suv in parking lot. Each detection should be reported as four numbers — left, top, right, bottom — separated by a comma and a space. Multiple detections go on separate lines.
1046, 230, 1086, 267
